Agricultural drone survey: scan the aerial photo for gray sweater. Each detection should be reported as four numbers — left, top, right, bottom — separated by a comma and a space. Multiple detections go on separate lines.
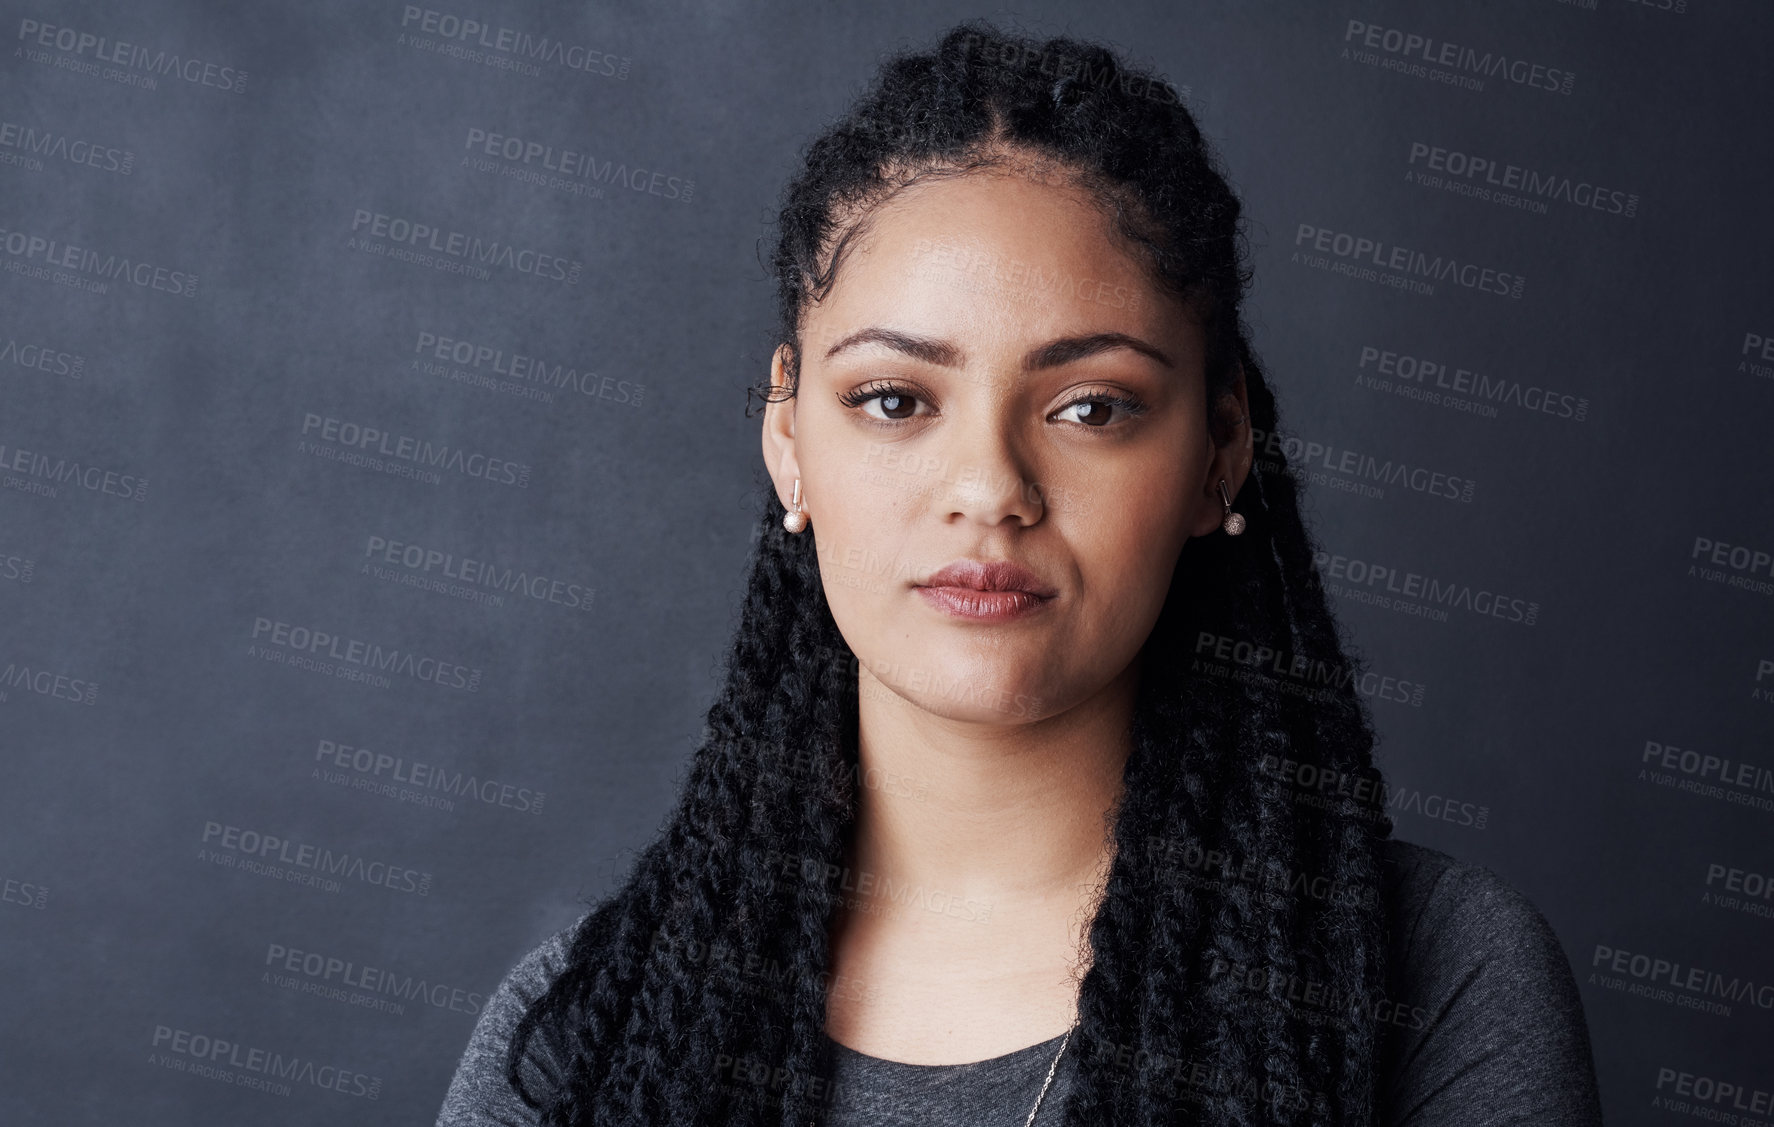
436, 838, 1604, 1125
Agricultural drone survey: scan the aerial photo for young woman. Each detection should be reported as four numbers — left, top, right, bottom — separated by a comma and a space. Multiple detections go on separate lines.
438, 21, 1603, 1127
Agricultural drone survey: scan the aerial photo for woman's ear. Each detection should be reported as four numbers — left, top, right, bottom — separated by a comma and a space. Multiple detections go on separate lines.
760, 343, 803, 512
1193, 363, 1254, 538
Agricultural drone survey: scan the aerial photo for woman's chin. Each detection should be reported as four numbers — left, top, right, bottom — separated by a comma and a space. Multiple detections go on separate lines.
856, 661, 1052, 726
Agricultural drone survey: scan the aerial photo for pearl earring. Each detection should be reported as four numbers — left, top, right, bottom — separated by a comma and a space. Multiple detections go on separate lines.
783, 479, 808, 533
1218, 478, 1245, 536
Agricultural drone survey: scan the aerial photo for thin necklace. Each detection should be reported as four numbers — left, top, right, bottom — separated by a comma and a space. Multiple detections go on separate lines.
1022, 1022, 1076, 1127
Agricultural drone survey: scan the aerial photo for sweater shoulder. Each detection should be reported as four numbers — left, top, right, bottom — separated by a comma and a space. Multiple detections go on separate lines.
1379, 836, 1569, 967
434, 920, 586, 1127
1374, 837, 1603, 1127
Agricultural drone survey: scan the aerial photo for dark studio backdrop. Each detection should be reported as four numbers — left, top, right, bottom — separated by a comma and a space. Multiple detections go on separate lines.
2, 0, 1771, 1122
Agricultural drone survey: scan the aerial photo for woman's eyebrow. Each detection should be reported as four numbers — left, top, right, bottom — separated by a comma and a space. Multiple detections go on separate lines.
823, 327, 962, 367
822, 327, 1172, 370
1024, 332, 1172, 371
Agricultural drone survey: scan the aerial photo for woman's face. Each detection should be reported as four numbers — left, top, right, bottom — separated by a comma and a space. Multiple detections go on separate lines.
763, 169, 1250, 726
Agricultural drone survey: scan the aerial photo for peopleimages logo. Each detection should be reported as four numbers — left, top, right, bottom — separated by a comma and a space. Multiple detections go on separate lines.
200, 821, 433, 897
1692, 536, 1774, 577
16, 18, 249, 93
1703, 861, 1774, 922
1654, 1067, 1774, 1119
1640, 739, 1774, 815
398, 6, 629, 79
1258, 755, 1489, 829
953, 31, 1183, 106
148, 1025, 380, 1100
362, 534, 593, 612
0, 550, 34, 584
1590, 943, 1774, 1016
1406, 142, 1638, 218
348, 208, 581, 285
0, 120, 134, 175
462, 128, 693, 203
248, 616, 483, 692
0, 225, 197, 297
1342, 19, 1575, 95
1740, 330, 1774, 381
906, 236, 1142, 315
0, 437, 148, 501
1193, 631, 1426, 708
314, 737, 546, 815
1293, 224, 1525, 300
1144, 838, 1379, 910
2, 876, 48, 910
1355, 344, 1589, 423
1207, 957, 1432, 1034
0, 657, 98, 705
1689, 535, 1774, 597
1313, 549, 1540, 626
1251, 425, 1474, 503
413, 330, 644, 407
765, 853, 994, 924
264, 941, 485, 1016
298, 413, 531, 489
0, 331, 85, 380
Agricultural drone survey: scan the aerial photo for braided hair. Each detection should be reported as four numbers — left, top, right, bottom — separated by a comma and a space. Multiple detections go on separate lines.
508, 19, 1394, 1127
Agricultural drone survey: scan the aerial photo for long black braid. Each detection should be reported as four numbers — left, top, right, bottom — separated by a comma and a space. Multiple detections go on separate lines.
507, 20, 1394, 1127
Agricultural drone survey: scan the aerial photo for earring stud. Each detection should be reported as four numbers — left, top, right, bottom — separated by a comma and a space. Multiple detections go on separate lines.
783, 478, 808, 533
1218, 479, 1245, 536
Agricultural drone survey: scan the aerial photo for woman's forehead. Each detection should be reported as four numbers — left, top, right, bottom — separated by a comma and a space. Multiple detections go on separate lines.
802, 173, 1191, 352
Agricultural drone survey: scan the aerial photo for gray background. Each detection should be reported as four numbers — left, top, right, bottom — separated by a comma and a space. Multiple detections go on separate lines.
2, 0, 1770, 1122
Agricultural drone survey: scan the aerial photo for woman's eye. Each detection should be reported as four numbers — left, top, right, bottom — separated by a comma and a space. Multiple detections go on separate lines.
841, 384, 931, 420
841, 385, 1140, 426
1054, 397, 1132, 427
867, 392, 922, 421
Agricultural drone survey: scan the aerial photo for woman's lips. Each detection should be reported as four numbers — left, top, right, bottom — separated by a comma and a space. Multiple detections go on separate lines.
913, 559, 1057, 621
914, 586, 1052, 621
